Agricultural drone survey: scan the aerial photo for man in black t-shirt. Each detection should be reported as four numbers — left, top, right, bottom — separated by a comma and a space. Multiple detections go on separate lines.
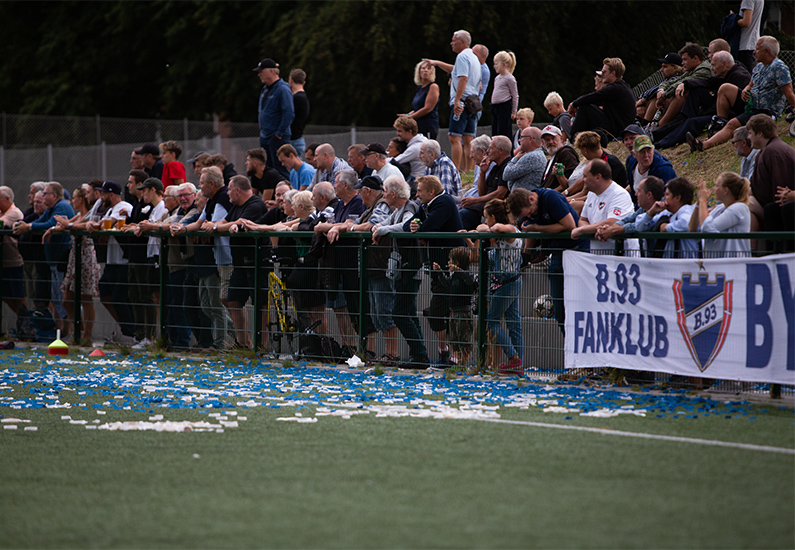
289, 69, 310, 159
245, 147, 282, 202
209, 175, 268, 349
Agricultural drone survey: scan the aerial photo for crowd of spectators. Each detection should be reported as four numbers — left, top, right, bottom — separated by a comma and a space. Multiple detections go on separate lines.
3, 25, 793, 378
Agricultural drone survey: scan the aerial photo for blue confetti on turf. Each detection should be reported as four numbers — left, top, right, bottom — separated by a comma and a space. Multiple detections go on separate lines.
0, 351, 789, 422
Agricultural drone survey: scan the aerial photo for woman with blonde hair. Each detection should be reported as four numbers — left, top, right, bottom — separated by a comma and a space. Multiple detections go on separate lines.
405, 60, 440, 139
491, 51, 519, 139
689, 171, 751, 256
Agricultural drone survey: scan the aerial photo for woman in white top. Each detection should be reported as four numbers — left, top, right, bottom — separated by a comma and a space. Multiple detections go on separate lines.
690, 172, 751, 257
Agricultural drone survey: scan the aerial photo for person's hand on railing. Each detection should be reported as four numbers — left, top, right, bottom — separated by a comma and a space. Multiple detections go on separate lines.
121, 223, 137, 233
169, 223, 186, 236
200, 220, 215, 233
42, 227, 54, 242
326, 226, 341, 243
596, 224, 622, 242
12, 221, 30, 235
53, 215, 70, 230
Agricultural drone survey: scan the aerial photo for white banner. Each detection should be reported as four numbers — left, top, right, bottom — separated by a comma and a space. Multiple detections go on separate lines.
563, 251, 795, 385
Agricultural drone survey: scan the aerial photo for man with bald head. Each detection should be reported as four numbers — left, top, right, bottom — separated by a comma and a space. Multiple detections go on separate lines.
309, 143, 351, 191
503, 126, 545, 192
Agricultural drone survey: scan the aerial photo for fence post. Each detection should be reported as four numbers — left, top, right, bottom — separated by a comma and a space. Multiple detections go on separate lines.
358, 234, 367, 356
183, 118, 189, 149
47, 144, 53, 181
0, 231, 4, 334
477, 236, 488, 371
73, 234, 82, 342
253, 233, 263, 351
159, 235, 168, 346
101, 141, 107, 181
350, 125, 356, 148
0, 145, 4, 187
95, 114, 102, 176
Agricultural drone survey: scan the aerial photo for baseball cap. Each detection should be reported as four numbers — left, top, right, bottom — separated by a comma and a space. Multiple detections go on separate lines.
657, 52, 683, 65
633, 135, 654, 152
100, 181, 122, 195
620, 124, 647, 138
540, 125, 562, 137
354, 175, 383, 191
188, 151, 207, 164
134, 144, 160, 156
364, 143, 387, 156
253, 58, 279, 71
136, 178, 164, 192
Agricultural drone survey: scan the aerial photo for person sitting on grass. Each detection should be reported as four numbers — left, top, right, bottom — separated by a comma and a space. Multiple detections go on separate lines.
686, 36, 795, 152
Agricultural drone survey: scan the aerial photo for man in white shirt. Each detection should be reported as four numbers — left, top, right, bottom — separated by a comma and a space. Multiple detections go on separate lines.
364, 143, 406, 183
571, 159, 635, 253
96, 180, 135, 342
392, 116, 428, 179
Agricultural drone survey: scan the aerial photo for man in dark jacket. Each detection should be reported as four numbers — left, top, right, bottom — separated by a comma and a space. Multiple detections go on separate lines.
404, 175, 464, 366
568, 57, 636, 142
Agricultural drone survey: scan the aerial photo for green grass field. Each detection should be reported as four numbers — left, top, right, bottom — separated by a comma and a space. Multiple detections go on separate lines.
1, 349, 793, 549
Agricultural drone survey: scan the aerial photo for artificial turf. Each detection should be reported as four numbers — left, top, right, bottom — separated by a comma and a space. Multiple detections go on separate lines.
0, 351, 792, 549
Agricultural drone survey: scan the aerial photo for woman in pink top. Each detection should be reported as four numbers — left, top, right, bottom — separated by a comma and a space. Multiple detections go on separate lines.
491, 51, 519, 139
159, 140, 186, 189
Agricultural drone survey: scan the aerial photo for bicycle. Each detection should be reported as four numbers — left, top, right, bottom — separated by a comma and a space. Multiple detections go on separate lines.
264, 260, 299, 357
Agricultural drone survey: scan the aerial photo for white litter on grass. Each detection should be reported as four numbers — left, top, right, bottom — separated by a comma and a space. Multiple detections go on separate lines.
4, 424, 17, 430
1, 418, 31, 423
345, 355, 365, 368
276, 417, 318, 423
580, 408, 647, 418
543, 406, 580, 414
24, 426, 37, 431
94, 420, 235, 432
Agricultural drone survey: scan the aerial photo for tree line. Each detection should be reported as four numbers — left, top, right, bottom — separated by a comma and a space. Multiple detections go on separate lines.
1, 0, 784, 130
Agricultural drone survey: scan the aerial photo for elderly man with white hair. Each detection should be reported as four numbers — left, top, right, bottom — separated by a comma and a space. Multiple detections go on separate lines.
418, 139, 461, 201
371, 176, 429, 368
688, 35, 795, 152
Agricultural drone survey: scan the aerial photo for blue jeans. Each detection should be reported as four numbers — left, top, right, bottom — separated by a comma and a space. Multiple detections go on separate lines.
290, 137, 306, 160
487, 277, 523, 360
393, 272, 428, 361
369, 276, 395, 333
261, 135, 291, 179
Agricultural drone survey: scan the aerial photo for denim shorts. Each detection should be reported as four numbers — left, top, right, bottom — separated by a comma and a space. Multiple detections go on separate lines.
368, 276, 395, 332
448, 108, 477, 137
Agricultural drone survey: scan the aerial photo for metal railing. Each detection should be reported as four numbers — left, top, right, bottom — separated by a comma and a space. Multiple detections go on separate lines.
2, 228, 792, 392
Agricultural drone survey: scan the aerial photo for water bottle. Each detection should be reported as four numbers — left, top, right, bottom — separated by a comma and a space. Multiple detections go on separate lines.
453, 111, 461, 122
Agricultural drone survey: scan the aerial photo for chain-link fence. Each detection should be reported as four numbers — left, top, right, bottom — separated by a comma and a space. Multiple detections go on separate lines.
2, 227, 792, 395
